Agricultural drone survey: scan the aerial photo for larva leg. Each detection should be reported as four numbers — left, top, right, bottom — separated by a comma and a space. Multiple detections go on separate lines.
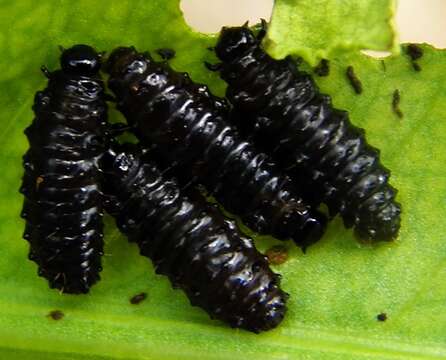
204, 61, 222, 72
257, 18, 268, 41
40, 66, 51, 79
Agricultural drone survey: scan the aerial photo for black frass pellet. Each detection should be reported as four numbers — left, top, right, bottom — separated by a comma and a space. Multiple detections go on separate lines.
346, 66, 363, 94
20, 45, 108, 293
392, 90, 403, 119
314, 59, 330, 77
102, 144, 288, 333
104, 47, 327, 250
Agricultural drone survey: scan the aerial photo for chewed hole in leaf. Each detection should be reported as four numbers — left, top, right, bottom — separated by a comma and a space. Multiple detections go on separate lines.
180, 0, 273, 33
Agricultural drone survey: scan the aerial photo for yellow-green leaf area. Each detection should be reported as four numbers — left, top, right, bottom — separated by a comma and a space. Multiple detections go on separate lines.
0, 0, 445, 359
264, 0, 398, 65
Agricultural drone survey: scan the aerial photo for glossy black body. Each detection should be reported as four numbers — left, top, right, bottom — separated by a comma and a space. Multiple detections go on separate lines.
214, 26, 401, 242
105, 47, 327, 250
102, 144, 287, 332
20, 45, 107, 293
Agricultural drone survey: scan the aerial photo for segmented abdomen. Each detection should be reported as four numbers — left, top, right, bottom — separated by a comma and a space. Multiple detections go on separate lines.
106, 47, 327, 250
218, 36, 401, 241
20, 72, 107, 293
102, 144, 287, 332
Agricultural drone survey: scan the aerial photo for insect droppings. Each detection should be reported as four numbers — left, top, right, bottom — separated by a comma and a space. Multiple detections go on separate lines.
392, 90, 403, 119
48, 310, 64, 320
346, 66, 363, 94
412, 62, 421, 71
406, 44, 423, 72
266, 246, 289, 265
314, 59, 330, 77
406, 44, 423, 61
377, 312, 387, 322
130, 292, 148, 305
156, 48, 176, 60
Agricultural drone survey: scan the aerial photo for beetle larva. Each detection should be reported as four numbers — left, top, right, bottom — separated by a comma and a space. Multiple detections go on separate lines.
102, 143, 288, 332
104, 46, 327, 251
210, 24, 401, 242
20, 45, 108, 293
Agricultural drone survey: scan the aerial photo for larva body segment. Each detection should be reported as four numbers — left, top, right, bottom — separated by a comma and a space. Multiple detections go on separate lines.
105, 47, 327, 250
20, 45, 108, 293
213, 26, 401, 242
102, 144, 288, 333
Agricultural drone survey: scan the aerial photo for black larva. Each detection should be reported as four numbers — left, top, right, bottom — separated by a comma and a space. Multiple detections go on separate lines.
212, 25, 401, 242
102, 144, 288, 333
20, 45, 108, 294
105, 47, 327, 251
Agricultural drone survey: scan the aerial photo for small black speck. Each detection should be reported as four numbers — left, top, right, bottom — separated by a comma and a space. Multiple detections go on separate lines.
314, 59, 330, 77
392, 89, 403, 119
406, 44, 423, 72
377, 312, 387, 322
412, 62, 421, 72
406, 44, 423, 61
130, 292, 148, 305
346, 66, 363, 94
156, 48, 176, 61
48, 310, 64, 320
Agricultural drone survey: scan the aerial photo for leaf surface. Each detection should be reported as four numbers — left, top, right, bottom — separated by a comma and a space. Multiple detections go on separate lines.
0, 1, 445, 359
264, 0, 398, 65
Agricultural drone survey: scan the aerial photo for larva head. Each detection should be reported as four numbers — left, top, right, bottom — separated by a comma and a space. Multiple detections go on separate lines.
105, 46, 152, 79
61, 44, 101, 76
215, 26, 257, 62
105, 47, 157, 101
296, 212, 328, 253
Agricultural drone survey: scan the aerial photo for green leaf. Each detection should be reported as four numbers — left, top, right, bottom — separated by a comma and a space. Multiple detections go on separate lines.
264, 0, 399, 65
0, 1, 445, 359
